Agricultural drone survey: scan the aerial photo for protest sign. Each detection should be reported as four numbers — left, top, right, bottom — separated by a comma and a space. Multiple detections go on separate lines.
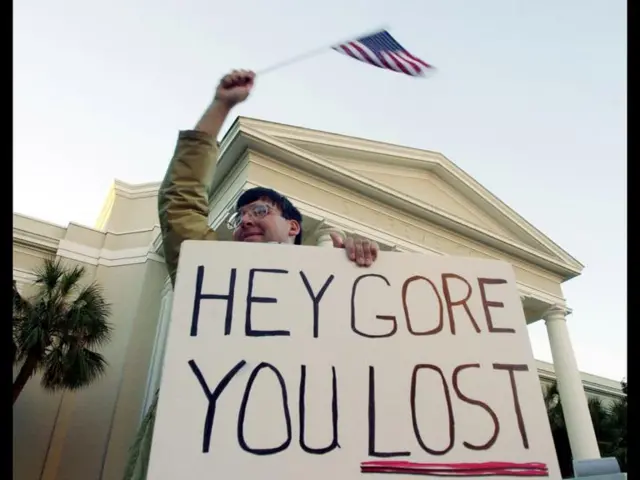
146, 241, 560, 479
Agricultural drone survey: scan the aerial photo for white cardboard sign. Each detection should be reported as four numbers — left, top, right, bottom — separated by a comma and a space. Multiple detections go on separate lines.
147, 241, 560, 479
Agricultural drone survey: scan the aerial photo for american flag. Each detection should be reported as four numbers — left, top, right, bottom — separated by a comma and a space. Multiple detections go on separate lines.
332, 30, 434, 77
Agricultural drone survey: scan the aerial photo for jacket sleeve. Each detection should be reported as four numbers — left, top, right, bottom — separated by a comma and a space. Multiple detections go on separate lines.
158, 130, 220, 285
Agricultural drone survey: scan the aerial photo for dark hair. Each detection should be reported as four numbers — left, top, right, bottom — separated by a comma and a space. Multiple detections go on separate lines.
236, 187, 303, 245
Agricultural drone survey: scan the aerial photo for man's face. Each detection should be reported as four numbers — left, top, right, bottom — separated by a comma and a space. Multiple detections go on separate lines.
230, 199, 300, 244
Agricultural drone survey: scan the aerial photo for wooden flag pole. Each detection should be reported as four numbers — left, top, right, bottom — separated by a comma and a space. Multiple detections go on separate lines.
256, 25, 390, 76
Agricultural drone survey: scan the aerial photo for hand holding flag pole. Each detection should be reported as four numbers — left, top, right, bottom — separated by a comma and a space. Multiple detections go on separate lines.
256, 27, 435, 77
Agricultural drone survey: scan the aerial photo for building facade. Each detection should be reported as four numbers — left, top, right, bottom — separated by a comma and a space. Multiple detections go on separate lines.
13, 117, 624, 480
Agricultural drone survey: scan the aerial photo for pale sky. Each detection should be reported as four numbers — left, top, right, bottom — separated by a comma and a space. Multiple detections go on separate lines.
14, 1, 626, 381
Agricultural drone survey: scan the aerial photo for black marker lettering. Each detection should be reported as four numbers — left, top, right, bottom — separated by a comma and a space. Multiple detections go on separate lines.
368, 366, 411, 457
246, 269, 290, 337
493, 363, 530, 449
411, 364, 455, 455
299, 272, 335, 338
188, 359, 246, 453
191, 266, 236, 337
452, 363, 500, 450
402, 275, 444, 335
238, 362, 292, 455
351, 274, 397, 338
299, 365, 340, 454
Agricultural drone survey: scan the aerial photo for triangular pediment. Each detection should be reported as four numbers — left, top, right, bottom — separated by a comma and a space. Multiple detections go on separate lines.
220, 117, 583, 277
289, 146, 525, 244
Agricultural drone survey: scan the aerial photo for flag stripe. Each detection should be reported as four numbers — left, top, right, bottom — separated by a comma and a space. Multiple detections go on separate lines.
349, 42, 386, 69
390, 51, 417, 75
356, 42, 397, 71
403, 50, 433, 68
338, 45, 360, 61
394, 51, 422, 74
380, 52, 404, 73
333, 29, 434, 77
356, 41, 392, 69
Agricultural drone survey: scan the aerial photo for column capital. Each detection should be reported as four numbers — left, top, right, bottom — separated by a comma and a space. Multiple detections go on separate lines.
543, 304, 571, 322
308, 220, 344, 247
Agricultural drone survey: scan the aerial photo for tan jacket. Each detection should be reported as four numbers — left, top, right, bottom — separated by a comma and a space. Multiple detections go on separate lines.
158, 130, 221, 286
124, 130, 220, 480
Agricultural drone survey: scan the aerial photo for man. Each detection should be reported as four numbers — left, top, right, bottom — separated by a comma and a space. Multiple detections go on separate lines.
124, 70, 379, 479
160, 69, 379, 285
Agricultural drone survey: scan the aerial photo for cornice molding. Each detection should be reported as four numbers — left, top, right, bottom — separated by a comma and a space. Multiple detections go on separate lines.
55, 240, 164, 267
537, 363, 624, 399
13, 230, 60, 253
113, 179, 161, 199
13, 268, 38, 288
14, 226, 164, 268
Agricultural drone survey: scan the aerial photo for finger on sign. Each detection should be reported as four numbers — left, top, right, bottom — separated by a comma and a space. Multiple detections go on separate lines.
355, 240, 366, 266
329, 232, 344, 248
361, 240, 373, 266
344, 237, 356, 261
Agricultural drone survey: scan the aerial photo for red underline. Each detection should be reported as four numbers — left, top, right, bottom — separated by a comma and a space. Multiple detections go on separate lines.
360, 461, 549, 477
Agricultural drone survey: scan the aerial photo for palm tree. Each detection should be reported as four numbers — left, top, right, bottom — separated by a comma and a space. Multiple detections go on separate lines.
543, 382, 573, 478
543, 380, 627, 477
604, 381, 627, 471
12, 258, 113, 405
12, 280, 21, 364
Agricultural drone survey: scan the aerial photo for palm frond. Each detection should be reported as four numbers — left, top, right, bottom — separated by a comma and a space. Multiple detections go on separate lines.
68, 283, 112, 347
588, 397, 609, 430
587, 396, 616, 454
542, 379, 627, 474
13, 258, 113, 402
13, 280, 29, 312
14, 305, 50, 363
543, 382, 564, 430
608, 398, 627, 424
13, 281, 28, 364
41, 346, 108, 391
58, 264, 85, 299
33, 258, 65, 297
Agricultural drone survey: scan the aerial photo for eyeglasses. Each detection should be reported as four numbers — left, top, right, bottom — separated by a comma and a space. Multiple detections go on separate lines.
226, 203, 276, 230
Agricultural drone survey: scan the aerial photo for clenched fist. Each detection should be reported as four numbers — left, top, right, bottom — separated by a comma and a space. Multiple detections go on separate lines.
214, 69, 255, 108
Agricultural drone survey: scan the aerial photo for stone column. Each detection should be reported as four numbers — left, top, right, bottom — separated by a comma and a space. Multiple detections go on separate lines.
544, 305, 600, 460
310, 224, 345, 247
140, 277, 174, 422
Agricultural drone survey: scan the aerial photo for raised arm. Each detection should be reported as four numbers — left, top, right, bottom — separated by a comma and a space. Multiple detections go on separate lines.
158, 70, 255, 284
